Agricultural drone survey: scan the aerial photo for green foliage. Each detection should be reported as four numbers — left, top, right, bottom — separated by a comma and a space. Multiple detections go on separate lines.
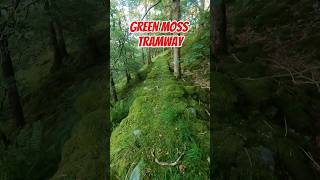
159, 108, 179, 123
111, 100, 130, 128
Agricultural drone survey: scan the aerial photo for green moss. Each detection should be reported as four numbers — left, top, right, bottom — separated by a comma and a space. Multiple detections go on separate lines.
111, 100, 130, 128
162, 84, 186, 98
110, 53, 209, 179
184, 86, 196, 95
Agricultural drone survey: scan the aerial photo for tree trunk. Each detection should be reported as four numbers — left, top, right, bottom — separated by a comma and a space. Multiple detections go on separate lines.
147, 48, 152, 65
141, 49, 145, 63
213, 0, 227, 55
0, 36, 25, 128
125, 68, 131, 83
49, 20, 63, 71
200, 0, 205, 10
110, 73, 118, 102
173, 0, 181, 79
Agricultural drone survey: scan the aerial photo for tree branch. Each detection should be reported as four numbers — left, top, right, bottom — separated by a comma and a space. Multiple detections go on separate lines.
141, 0, 161, 20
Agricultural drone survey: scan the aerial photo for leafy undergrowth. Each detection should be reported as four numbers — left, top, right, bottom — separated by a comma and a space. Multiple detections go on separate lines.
110, 52, 210, 179
181, 11, 210, 91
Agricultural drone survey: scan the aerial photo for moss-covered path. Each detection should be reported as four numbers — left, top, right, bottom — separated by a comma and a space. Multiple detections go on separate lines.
111, 52, 210, 179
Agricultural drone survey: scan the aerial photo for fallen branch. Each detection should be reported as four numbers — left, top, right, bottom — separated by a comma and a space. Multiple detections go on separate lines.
299, 146, 320, 171
151, 146, 185, 166
205, 109, 210, 116
231, 53, 242, 63
244, 147, 253, 168
284, 116, 287, 137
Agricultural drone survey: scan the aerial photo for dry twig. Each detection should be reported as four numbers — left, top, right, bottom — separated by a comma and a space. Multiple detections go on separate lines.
151, 146, 186, 166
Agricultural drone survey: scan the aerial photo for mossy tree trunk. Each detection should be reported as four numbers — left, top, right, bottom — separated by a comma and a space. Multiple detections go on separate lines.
0, 36, 25, 128
125, 68, 131, 83
173, 0, 181, 79
110, 73, 118, 102
144, 2, 152, 65
213, 0, 227, 55
123, 54, 131, 83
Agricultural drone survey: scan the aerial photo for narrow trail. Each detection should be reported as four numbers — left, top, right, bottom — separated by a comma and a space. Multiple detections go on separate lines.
111, 52, 210, 179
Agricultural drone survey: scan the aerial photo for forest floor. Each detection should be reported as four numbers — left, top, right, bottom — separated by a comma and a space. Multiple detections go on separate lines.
110, 51, 210, 179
